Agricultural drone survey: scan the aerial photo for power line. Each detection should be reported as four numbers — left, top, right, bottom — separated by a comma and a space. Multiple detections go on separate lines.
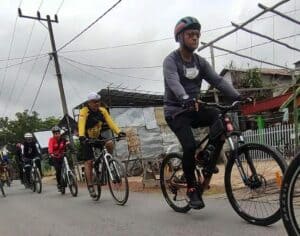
15, 35, 48, 105
59, 8, 300, 54
60, 57, 112, 84
56, 0, 65, 14
60, 55, 161, 70
61, 56, 161, 82
57, 0, 122, 52
0, 8, 19, 99
29, 58, 51, 113
3, 20, 37, 116
0, 55, 47, 70
60, 32, 300, 71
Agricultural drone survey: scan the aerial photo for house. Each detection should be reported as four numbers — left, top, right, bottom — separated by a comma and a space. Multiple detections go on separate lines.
220, 67, 293, 97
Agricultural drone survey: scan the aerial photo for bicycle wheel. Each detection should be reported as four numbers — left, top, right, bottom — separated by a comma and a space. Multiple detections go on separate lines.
91, 171, 101, 201
225, 143, 287, 226
68, 171, 78, 197
160, 153, 191, 213
280, 153, 300, 236
107, 158, 129, 205
33, 168, 42, 194
0, 182, 5, 197
4, 170, 11, 187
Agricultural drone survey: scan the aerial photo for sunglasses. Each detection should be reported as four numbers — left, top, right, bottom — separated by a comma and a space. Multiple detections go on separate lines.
53, 132, 60, 135
90, 100, 100, 104
185, 30, 200, 39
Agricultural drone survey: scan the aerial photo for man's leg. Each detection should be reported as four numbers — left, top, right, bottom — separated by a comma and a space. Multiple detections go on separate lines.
166, 115, 204, 209
53, 159, 62, 190
82, 143, 97, 198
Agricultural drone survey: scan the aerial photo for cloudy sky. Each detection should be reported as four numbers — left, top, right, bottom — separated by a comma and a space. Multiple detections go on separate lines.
0, 0, 299, 118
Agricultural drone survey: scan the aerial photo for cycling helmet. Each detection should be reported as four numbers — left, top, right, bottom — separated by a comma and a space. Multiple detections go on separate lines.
87, 92, 101, 102
51, 125, 61, 133
24, 133, 33, 138
174, 16, 201, 42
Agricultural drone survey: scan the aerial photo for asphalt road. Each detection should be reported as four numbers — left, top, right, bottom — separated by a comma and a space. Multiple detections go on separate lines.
0, 182, 287, 236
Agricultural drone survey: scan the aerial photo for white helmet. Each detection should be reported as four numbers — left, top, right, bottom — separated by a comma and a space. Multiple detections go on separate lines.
24, 133, 33, 138
87, 92, 101, 102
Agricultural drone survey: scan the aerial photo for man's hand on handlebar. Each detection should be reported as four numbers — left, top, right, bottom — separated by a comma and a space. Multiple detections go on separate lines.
181, 97, 199, 112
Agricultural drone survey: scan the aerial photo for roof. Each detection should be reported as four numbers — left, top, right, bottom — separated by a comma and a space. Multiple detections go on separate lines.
73, 89, 164, 110
241, 93, 293, 115
220, 68, 291, 77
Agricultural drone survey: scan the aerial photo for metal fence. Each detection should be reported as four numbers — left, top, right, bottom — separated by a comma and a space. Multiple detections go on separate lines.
242, 124, 298, 160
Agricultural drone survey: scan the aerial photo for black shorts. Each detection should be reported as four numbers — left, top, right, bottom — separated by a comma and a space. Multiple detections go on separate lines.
81, 142, 103, 161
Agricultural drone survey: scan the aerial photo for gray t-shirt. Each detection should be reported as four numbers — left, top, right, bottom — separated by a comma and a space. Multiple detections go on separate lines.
163, 50, 240, 117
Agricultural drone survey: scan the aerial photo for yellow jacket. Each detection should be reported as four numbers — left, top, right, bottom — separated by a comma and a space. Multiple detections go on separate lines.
78, 106, 121, 138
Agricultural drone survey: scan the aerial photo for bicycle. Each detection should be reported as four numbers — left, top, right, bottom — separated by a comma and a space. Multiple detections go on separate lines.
280, 151, 300, 235
59, 153, 78, 197
87, 137, 129, 205
22, 157, 42, 193
0, 160, 12, 187
0, 163, 7, 197
160, 99, 287, 226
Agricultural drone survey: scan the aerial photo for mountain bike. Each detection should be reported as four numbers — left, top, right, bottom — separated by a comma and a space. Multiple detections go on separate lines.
160, 99, 287, 226
0, 164, 6, 197
87, 137, 129, 205
0, 160, 12, 187
280, 151, 300, 235
22, 157, 42, 193
60, 153, 78, 197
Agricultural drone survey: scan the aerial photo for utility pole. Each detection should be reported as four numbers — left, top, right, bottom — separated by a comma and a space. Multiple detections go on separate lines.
292, 69, 299, 151
209, 45, 219, 103
18, 9, 78, 171
18, 9, 72, 134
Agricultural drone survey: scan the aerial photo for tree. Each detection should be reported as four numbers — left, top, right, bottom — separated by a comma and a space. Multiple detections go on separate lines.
0, 110, 60, 147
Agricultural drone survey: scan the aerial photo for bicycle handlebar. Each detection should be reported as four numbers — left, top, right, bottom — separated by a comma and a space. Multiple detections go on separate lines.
86, 136, 125, 145
172, 98, 253, 119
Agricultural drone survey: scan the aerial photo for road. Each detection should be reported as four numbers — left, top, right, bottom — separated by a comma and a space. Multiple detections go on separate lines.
0, 182, 287, 236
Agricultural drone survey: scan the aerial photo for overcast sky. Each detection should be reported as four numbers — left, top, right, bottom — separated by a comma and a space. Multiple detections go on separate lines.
0, 0, 299, 119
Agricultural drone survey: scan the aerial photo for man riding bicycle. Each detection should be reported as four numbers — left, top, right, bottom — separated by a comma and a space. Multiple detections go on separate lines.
48, 126, 68, 192
23, 133, 42, 184
163, 16, 243, 209
78, 92, 126, 198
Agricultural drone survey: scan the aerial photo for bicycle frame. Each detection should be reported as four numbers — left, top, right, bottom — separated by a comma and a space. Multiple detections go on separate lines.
62, 156, 72, 184
92, 145, 120, 185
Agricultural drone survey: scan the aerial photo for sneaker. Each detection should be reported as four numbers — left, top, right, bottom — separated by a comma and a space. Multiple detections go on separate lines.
187, 187, 205, 209
88, 185, 97, 198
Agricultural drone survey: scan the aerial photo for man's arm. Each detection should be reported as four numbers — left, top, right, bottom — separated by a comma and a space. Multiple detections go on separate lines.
163, 56, 188, 100
78, 108, 87, 137
201, 58, 240, 100
100, 107, 121, 135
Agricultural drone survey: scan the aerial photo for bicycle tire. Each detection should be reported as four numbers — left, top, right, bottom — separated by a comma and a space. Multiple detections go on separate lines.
280, 153, 300, 236
225, 143, 287, 226
107, 158, 129, 205
91, 171, 101, 201
0, 182, 5, 197
34, 168, 42, 194
68, 172, 78, 197
160, 153, 191, 213
4, 171, 10, 187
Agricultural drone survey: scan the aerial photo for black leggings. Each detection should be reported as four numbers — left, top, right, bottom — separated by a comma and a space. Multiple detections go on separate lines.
53, 158, 63, 186
166, 106, 225, 188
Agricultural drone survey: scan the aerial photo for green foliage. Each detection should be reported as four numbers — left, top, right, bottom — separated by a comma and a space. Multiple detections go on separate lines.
0, 110, 60, 148
243, 68, 263, 88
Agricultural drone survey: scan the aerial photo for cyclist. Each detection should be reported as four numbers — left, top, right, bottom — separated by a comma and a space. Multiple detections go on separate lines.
15, 143, 24, 183
23, 133, 42, 183
48, 126, 69, 192
78, 92, 126, 198
163, 16, 242, 209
